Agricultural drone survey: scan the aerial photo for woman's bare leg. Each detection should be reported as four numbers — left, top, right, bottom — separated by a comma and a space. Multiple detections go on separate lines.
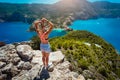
45, 52, 50, 67
42, 51, 46, 66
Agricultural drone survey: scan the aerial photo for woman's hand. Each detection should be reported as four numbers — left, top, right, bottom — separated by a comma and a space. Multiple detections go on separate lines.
41, 18, 48, 22
34, 20, 42, 24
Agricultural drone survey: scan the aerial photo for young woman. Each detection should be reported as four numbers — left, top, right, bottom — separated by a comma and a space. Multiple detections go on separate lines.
34, 18, 54, 69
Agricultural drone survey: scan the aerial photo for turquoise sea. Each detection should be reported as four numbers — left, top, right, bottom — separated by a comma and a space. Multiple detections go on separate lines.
0, 18, 120, 52
69, 18, 120, 52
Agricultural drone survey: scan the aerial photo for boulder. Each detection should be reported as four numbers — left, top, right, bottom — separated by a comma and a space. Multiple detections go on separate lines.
77, 74, 85, 80
16, 45, 32, 53
46, 61, 82, 80
16, 45, 33, 61
1, 63, 13, 73
31, 50, 64, 65
0, 51, 9, 62
49, 51, 64, 64
56, 61, 71, 70
82, 70, 94, 78
12, 64, 42, 80
11, 57, 21, 65
88, 66, 96, 72
31, 50, 42, 65
22, 62, 32, 70
0, 44, 15, 51
10, 66, 20, 77
0, 62, 6, 68
17, 61, 24, 69
0, 44, 16, 62
0, 74, 7, 80
17, 61, 32, 70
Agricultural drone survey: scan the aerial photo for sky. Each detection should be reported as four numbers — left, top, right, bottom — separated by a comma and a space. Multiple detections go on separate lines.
0, 0, 120, 4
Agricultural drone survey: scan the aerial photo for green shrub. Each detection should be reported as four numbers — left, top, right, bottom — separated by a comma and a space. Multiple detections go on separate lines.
30, 36, 40, 50
98, 67, 108, 77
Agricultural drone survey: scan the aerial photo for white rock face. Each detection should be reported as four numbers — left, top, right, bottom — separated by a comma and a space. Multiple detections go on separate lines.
77, 74, 85, 80
16, 45, 33, 61
49, 51, 65, 63
95, 44, 102, 48
12, 64, 42, 80
84, 42, 91, 46
31, 50, 42, 65
31, 50, 64, 65
16, 45, 32, 53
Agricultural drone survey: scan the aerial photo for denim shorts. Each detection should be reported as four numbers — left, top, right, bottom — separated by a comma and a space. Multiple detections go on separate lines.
40, 43, 51, 53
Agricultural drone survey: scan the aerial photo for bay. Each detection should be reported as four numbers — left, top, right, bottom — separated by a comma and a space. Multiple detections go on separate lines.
0, 22, 66, 44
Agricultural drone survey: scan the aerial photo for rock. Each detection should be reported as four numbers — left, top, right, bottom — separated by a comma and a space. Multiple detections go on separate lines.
0, 74, 7, 80
17, 61, 24, 69
49, 51, 64, 64
12, 64, 42, 80
22, 62, 32, 70
77, 74, 85, 80
0, 44, 16, 63
16, 45, 33, 61
68, 72, 79, 79
1, 63, 13, 73
0, 44, 15, 51
0, 62, 6, 68
31, 50, 42, 65
10, 66, 20, 77
56, 61, 71, 70
16, 45, 32, 53
11, 57, 21, 65
88, 66, 96, 72
31, 56, 42, 65
48, 68, 79, 80
7, 53, 21, 65
46, 61, 80, 80
32, 50, 42, 57
95, 44, 101, 48
31, 50, 64, 65
13, 41, 31, 46
82, 70, 94, 78
17, 61, 32, 70
94, 72, 106, 80
0, 52, 9, 62
84, 42, 91, 46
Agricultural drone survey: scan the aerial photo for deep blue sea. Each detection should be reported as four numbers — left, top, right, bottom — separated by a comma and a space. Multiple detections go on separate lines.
0, 22, 66, 43
69, 18, 120, 52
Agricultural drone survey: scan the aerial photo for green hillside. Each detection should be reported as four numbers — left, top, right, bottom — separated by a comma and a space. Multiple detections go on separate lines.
48, 30, 120, 79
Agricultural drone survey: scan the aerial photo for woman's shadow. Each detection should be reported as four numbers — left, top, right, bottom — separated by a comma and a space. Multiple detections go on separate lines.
34, 66, 50, 80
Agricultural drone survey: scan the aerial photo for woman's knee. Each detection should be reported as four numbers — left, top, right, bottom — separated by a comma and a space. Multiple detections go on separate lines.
44, 53, 49, 57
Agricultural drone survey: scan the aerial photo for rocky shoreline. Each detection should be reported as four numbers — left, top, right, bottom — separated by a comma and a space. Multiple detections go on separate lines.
0, 42, 85, 80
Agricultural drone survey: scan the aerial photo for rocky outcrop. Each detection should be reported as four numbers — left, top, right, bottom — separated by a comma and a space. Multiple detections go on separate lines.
16, 45, 33, 61
0, 43, 85, 80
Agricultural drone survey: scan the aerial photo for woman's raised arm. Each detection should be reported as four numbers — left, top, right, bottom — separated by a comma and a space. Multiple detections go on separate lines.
34, 20, 42, 35
41, 18, 54, 35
